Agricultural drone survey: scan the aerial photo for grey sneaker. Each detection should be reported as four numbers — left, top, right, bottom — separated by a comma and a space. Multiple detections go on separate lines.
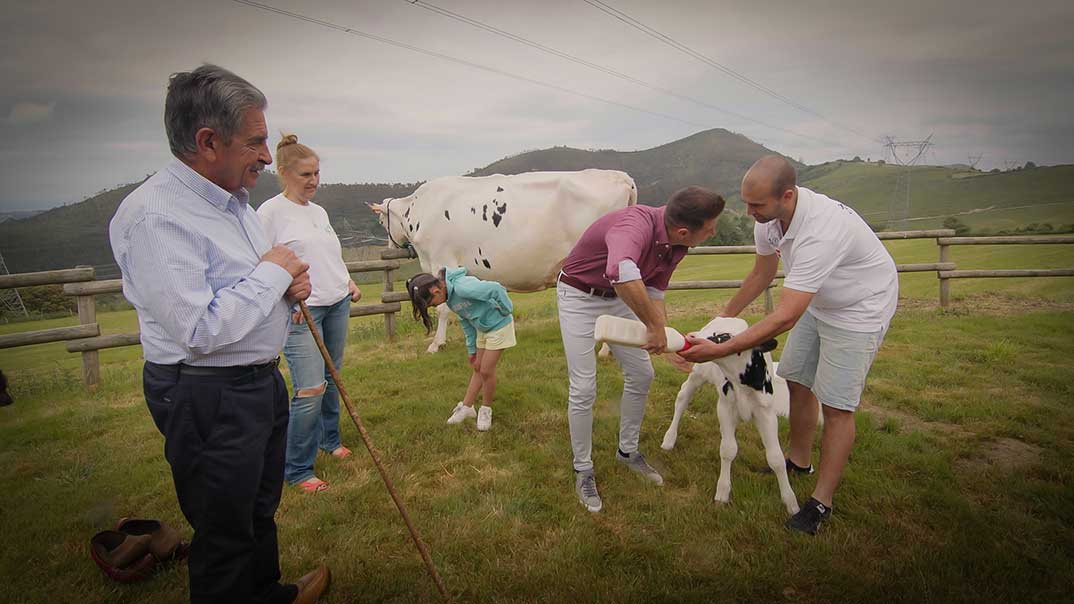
616, 450, 664, 486
575, 471, 602, 512
446, 402, 476, 425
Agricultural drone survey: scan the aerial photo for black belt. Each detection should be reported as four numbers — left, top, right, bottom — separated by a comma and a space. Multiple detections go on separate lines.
560, 273, 617, 298
147, 357, 280, 379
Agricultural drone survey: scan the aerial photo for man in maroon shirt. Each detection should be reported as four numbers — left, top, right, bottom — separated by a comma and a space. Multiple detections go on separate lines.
558, 186, 724, 512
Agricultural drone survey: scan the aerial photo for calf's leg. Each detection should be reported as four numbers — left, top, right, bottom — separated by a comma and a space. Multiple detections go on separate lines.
756, 406, 800, 515
662, 369, 707, 450
714, 396, 739, 504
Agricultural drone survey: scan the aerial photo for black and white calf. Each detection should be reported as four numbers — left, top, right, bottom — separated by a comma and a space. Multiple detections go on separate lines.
662, 317, 813, 515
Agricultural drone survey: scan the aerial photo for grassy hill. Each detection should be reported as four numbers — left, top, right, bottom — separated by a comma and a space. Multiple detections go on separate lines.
797, 160, 1074, 232
470, 128, 798, 204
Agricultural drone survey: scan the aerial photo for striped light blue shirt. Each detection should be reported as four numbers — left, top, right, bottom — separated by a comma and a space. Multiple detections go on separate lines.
109, 159, 293, 366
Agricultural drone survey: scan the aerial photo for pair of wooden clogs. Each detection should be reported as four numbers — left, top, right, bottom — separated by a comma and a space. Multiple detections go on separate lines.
89, 518, 189, 583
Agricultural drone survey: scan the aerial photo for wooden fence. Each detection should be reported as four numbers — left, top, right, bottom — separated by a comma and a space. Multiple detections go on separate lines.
0, 261, 404, 388
2, 229, 1072, 387
666, 228, 966, 312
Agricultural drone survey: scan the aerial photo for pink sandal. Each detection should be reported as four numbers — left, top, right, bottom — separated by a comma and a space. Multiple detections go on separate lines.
330, 446, 352, 459
297, 477, 329, 493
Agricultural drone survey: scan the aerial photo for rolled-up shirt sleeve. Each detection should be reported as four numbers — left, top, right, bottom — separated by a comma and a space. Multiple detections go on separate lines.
617, 259, 642, 283
126, 213, 293, 355
604, 215, 647, 283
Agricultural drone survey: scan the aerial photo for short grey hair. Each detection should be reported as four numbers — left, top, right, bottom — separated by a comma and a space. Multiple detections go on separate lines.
164, 64, 267, 159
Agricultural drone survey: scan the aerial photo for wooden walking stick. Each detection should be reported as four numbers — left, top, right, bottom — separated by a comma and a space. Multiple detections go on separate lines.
298, 301, 449, 600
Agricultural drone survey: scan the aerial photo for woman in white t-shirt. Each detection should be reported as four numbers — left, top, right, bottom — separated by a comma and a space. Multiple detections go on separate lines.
257, 134, 361, 494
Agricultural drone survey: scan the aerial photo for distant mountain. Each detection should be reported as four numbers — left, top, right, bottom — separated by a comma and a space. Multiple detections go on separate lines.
0, 209, 44, 223
469, 128, 798, 204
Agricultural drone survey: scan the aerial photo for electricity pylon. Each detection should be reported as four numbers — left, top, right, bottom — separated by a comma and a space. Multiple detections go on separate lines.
883, 134, 934, 229
0, 250, 28, 319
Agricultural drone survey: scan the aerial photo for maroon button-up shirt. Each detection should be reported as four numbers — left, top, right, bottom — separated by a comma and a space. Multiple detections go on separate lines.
561, 205, 688, 291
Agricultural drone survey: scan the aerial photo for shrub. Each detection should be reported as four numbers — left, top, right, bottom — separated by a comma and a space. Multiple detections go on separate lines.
942, 217, 971, 236
19, 285, 75, 315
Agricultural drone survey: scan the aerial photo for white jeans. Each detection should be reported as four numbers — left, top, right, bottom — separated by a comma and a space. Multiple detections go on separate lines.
557, 281, 655, 472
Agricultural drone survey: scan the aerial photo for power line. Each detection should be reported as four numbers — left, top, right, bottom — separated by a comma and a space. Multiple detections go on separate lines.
405, 0, 851, 150
231, 0, 707, 129
580, 0, 876, 144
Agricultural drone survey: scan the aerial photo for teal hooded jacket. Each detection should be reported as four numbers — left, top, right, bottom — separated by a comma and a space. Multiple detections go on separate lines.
444, 267, 514, 354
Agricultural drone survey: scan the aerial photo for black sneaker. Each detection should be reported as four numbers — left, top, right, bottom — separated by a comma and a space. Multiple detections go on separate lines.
759, 458, 815, 475
785, 497, 832, 535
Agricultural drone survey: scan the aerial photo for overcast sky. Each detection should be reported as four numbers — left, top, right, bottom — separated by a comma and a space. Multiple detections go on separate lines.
2, 0, 1072, 210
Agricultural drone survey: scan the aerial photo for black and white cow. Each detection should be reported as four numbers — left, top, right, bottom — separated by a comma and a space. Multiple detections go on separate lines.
371, 169, 637, 352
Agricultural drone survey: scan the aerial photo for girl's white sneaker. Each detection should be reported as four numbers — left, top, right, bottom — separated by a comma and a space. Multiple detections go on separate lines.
447, 402, 476, 424
476, 406, 493, 431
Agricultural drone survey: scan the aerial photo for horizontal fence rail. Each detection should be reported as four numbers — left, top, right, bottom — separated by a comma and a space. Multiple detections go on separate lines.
937, 235, 1074, 246
0, 323, 99, 349
0, 267, 95, 289
876, 229, 959, 240
63, 280, 123, 296
940, 269, 1074, 279
2, 229, 1072, 388
65, 333, 142, 353
344, 259, 403, 272
1, 259, 411, 387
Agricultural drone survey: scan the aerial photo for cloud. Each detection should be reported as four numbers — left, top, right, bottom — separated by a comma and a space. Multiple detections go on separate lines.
5, 101, 54, 125
1, 0, 1073, 207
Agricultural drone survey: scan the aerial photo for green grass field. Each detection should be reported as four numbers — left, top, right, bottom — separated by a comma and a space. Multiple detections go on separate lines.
2, 241, 1073, 603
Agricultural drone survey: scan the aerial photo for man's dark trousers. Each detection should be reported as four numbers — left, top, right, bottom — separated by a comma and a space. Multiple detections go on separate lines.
144, 362, 295, 604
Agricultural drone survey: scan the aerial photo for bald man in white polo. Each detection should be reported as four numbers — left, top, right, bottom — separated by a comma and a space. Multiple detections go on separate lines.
680, 155, 897, 535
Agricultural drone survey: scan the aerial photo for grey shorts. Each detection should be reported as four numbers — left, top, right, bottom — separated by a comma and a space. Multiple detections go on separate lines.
776, 311, 885, 412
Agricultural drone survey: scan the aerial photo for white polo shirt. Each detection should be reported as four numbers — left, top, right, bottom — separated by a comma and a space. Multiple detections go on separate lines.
755, 186, 898, 332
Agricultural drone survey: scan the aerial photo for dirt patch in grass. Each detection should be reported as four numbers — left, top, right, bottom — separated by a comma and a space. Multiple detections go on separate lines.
862, 403, 970, 437
955, 437, 1042, 475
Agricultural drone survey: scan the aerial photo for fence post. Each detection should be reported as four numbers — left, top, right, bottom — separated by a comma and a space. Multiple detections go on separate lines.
74, 266, 99, 388
763, 287, 773, 314
939, 241, 950, 309
383, 268, 396, 340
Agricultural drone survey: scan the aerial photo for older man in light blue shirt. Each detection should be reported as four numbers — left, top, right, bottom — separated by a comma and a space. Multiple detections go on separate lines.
111, 156, 294, 365
109, 65, 329, 604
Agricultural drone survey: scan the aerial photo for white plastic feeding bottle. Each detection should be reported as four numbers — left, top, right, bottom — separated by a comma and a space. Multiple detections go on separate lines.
593, 315, 693, 352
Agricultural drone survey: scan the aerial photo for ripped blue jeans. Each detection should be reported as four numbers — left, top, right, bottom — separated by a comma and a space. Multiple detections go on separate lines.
282, 294, 350, 484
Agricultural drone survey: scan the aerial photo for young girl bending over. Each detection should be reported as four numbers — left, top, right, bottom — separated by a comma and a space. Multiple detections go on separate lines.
406, 268, 515, 431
